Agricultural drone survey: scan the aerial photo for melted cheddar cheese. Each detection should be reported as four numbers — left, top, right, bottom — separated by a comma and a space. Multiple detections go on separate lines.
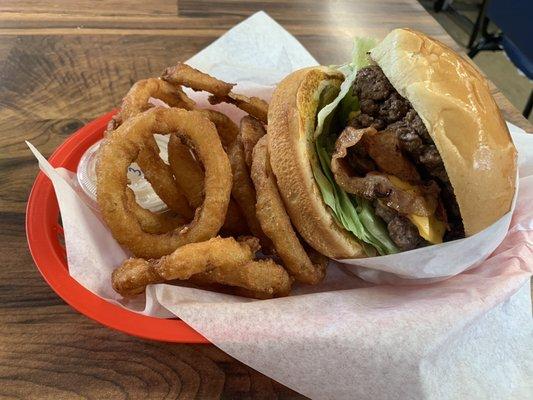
387, 176, 445, 244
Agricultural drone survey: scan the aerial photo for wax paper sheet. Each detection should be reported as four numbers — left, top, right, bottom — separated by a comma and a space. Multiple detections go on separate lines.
27, 12, 533, 400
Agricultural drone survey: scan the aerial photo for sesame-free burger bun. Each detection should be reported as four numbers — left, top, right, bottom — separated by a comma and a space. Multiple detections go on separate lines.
268, 29, 517, 258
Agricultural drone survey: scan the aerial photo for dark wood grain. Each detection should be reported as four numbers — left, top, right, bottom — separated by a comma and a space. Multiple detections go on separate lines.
0, 0, 178, 16
1, 1, 531, 399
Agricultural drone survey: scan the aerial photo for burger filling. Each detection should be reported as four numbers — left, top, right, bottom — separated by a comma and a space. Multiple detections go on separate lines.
347, 65, 464, 249
311, 38, 464, 255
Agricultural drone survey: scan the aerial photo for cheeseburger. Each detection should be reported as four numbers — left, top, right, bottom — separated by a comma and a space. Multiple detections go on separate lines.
268, 28, 517, 258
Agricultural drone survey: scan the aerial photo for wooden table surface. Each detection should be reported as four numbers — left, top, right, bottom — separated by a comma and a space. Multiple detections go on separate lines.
1, 1, 531, 399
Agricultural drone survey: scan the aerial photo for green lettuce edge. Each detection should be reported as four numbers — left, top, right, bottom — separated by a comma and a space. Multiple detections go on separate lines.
310, 37, 399, 256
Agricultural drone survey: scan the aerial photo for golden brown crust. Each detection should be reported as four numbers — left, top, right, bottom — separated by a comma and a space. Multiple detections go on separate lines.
371, 28, 517, 235
161, 63, 234, 97
268, 67, 365, 258
96, 108, 232, 258
251, 136, 327, 284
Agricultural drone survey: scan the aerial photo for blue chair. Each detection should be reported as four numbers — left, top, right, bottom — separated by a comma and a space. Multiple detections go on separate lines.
467, 0, 533, 118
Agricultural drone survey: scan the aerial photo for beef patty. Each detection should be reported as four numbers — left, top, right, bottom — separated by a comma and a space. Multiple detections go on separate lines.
348, 65, 464, 249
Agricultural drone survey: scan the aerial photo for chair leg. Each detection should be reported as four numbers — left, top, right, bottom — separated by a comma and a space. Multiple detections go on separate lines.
468, 0, 489, 49
468, 43, 482, 58
468, 34, 502, 58
524, 90, 533, 119
468, 45, 481, 58
434, 0, 444, 12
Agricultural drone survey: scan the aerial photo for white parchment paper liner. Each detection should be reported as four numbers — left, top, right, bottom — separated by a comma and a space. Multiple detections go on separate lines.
27, 12, 533, 400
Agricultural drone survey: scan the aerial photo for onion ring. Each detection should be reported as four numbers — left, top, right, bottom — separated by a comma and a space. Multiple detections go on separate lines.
209, 92, 268, 123
161, 62, 268, 124
168, 133, 249, 235
227, 133, 274, 253
186, 110, 245, 234
135, 135, 193, 219
220, 201, 250, 236
167, 134, 204, 207
240, 116, 266, 169
251, 136, 327, 284
197, 109, 239, 149
119, 78, 195, 120
153, 236, 260, 281
97, 107, 232, 258
112, 236, 291, 298
106, 114, 122, 134
190, 259, 291, 299
107, 78, 196, 220
166, 106, 243, 233
166, 109, 239, 207
124, 189, 185, 234
161, 63, 235, 97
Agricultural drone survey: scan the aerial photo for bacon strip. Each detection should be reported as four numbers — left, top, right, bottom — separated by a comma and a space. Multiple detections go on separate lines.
331, 126, 438, 217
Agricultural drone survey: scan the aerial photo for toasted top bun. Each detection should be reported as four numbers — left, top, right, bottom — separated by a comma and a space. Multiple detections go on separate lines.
268, 29, 517, 258
371, 29, 516, 235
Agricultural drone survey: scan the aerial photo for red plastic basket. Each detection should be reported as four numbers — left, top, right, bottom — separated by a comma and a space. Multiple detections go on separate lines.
25, 111, 208, 343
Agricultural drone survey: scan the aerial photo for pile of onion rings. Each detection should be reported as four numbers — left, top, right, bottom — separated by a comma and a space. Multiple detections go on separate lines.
98, 63, 329, 299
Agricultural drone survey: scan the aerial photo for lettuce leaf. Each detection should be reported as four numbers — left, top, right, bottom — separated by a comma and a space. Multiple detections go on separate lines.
337, 90, 359, 128
310, 37, 399, 256
314, 37, 378, 140
314, 132, 398, 256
